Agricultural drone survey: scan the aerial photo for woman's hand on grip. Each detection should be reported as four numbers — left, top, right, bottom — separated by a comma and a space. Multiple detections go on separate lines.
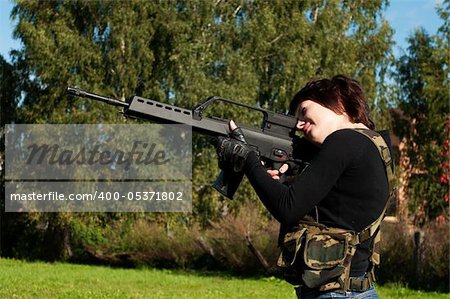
267, 164, 289, 181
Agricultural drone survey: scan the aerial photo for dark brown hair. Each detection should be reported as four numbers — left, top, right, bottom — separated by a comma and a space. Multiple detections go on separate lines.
289, 75, 375, 130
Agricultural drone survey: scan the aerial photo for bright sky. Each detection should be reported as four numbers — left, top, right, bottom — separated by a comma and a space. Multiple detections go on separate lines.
0, 0, 445, 63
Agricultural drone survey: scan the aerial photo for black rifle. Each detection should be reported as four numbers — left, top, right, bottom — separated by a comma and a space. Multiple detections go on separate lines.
67, 87, 310, 199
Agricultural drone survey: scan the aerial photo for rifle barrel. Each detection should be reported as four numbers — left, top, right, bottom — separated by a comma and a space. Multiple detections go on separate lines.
67, 87, 129, 107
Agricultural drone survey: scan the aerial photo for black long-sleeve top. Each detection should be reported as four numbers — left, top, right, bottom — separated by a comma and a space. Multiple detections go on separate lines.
244, 129, 390, 276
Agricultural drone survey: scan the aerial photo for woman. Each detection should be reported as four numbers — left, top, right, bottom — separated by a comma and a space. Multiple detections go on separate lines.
216, 75, 393, 299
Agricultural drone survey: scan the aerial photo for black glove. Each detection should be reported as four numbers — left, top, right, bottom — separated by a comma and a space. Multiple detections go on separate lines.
216, 127, 253, 173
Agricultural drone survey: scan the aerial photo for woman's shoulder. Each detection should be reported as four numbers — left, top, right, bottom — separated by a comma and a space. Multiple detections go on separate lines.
325, 128, 376, 144
322, 129, 376, 156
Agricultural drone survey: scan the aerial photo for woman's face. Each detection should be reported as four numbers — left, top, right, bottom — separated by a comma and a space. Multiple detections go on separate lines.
296, 100, 345, 145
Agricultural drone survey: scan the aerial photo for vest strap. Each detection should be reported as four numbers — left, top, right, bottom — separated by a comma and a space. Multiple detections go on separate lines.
352, 129, 395, 243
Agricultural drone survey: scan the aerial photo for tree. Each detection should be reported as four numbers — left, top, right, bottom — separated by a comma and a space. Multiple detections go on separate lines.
1, 55, 22, 256
392, 1, 449, 224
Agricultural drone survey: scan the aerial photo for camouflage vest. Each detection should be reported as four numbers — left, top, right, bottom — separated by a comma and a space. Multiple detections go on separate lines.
277, 129, 395, 293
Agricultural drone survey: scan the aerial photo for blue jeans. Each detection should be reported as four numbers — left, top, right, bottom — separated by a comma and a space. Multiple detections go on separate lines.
295, 286, 378, 299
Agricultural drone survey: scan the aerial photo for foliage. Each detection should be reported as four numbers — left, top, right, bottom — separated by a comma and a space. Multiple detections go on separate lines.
392, 0, 449, 224
64, 201, 277, 275
0, 56, 22, 256
378, 221, 449, 292
418, 221, 450, 291
377, 222, 415, 286
0, 56, 21, 125
202, 200, 279, 274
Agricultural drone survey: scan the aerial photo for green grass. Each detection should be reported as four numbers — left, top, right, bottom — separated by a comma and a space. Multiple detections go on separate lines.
0, 259, 447, 298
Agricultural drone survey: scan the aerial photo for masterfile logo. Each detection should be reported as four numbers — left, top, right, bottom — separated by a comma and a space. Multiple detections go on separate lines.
5, 124, 192, 180
25, 141, 170, 170
4, 124, 193, 213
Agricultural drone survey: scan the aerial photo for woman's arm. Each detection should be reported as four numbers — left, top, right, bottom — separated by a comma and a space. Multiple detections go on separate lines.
244, 131, 356, 226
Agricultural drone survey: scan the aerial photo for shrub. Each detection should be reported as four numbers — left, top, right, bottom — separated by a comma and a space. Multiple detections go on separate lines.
377, 221, 416, 285
80, 218, 204, 269
204, 201, 279, 275
378, 220, 449, 292
418, 221, 449, 292
66, 201, 280, 274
